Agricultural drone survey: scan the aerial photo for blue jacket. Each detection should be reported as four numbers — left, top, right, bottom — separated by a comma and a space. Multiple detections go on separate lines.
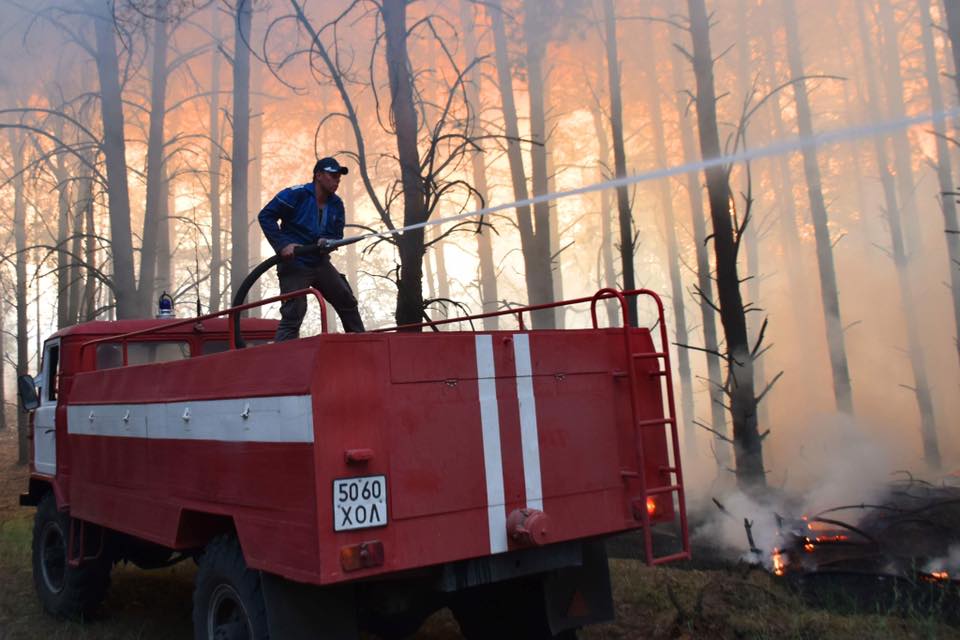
258, 183, 345, 267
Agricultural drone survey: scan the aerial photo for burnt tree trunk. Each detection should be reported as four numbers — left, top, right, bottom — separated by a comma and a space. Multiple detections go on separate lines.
641, 24, 695, 453
93, 3, 137, 318
156, 168, 172, 300
735, 0, 767, 427
782, 0, 854, 414
0, 292, 6, 431
759, 13, 802, 294
383, 0, 426, 327
54, 165, 71, 328
490, 0, 553, 328
602, 0, 636, 325
857, 3, 941, 468
138, 4, 169, 316
523, 0, 556, 328
10, 132, 29, 462
67, 154, 88, 324
589, 101, 620, 327
461, 2, 498, 329
878, 0, 921, 256
920, 0, 960, 367
670, 43, 728, 465
687, 0, 764, 489
209, 4, 223, 313
230, 0, 252, 304
544, 72, 564, 327
247, 26, 263, 317
945, 0, 960, 102
82, 167, 97, 320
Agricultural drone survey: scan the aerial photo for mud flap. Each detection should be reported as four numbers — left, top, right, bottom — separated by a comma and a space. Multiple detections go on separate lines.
544, 540, 615, 634
261, 572, 358, 640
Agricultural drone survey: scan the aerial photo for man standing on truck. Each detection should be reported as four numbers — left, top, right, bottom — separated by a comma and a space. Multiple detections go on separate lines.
258, 157, 365, 339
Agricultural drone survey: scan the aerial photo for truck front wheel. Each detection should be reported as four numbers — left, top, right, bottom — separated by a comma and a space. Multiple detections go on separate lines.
32, 492, 112, 619
193, 534, 268, 640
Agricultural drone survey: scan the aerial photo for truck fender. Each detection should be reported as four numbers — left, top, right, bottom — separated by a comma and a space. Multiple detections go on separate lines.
19, 477, 60, 508
260, 572, 358, 640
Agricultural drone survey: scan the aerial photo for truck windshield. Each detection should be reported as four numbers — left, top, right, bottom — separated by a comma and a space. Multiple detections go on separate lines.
96, 341, 191, 369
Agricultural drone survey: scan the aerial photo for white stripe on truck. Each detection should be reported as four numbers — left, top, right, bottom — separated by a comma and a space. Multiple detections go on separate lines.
66, 395, 314, 443
513, 334, 544, 512
475, 334, 508, 554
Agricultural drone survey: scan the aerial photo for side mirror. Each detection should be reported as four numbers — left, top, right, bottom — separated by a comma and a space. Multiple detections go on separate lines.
17, 374, 39, 412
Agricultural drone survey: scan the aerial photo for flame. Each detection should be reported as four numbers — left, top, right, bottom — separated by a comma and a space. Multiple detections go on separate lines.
804, 540, 815, 553
814, 534, 848, 543
646, 497, 656, 517
931, 571, 949, 580
772, 548, 786, 576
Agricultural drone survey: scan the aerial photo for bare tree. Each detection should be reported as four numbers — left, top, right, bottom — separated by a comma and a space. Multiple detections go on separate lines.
92, 1, 137, 318
272, 1, 484, 327
685, 0, 765, 489
460, 1, 498, 329
781, 0, 854, 415
208, 4, 224, 312
8, 129, 30, 462
920, 0, 960, 368
857, 2, 940, 469
601, 0, 637, 325
229, 0, 252, 303
945, 0, 960, 102
639, 21, 695, 453
490, 0, 554, 328
670, 41, 728, 467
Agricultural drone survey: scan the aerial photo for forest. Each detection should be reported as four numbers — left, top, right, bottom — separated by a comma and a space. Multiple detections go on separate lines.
0, 0, 959, 561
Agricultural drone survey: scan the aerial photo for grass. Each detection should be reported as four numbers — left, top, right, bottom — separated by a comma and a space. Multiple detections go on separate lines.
0, 428, 957, 639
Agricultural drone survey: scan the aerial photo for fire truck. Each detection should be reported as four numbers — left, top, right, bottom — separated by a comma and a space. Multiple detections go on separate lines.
17, 269, 689, 639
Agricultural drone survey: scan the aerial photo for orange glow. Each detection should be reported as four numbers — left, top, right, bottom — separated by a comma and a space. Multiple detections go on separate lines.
804, 541, 815, 553
814, 535, 849, 543
772, 548, 786, 576
646, 497, 656, 517
931, 571, 949, 580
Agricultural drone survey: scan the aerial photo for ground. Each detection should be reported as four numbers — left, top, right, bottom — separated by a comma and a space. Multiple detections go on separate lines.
0, 429, 957, 639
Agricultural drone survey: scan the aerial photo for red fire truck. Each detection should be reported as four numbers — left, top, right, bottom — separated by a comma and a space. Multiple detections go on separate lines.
18, 282, 688, 639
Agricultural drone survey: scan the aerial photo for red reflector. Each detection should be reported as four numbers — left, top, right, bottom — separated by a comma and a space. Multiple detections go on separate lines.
339, 540, 384, 572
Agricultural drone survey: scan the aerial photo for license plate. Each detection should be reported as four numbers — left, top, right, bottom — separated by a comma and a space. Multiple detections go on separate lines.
333, 475, 388, 531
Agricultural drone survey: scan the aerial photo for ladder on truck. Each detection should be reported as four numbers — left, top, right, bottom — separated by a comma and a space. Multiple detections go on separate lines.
590, 288, 691, 566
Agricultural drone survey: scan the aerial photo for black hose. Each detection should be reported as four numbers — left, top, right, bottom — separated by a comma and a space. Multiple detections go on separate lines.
230, 239, 360, 347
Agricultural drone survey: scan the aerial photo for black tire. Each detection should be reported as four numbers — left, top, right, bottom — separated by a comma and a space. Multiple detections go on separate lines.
192, 534, 268, 640
31, 492, 112, 620
451, 577, 578, 640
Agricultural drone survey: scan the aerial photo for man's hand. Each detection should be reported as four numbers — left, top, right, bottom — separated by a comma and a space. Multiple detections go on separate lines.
280, 243, 300, 260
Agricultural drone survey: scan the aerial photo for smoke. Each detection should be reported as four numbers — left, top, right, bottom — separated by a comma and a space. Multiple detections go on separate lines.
690, 412, 895, 564
924, 544, 960, 575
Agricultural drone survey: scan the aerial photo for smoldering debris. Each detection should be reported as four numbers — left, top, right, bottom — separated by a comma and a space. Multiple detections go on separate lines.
740, 474, 960, 622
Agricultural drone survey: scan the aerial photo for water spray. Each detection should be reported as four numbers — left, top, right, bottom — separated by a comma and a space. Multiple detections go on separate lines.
325, 107, 960, 251
232, 107, 960, 341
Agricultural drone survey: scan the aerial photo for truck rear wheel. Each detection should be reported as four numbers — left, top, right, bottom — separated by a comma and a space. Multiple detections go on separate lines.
32, 492, 112, 620
193, 534, 268, 640
451, 577, 578, 640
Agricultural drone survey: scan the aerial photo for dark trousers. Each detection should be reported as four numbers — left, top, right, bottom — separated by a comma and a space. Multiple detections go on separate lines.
275, 258, 365, 340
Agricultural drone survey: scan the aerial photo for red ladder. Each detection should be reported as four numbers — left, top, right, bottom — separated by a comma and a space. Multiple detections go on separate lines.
591, 289, 691, 566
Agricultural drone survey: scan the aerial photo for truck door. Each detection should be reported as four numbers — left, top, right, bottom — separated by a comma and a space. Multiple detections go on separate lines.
34, 338, 60, 476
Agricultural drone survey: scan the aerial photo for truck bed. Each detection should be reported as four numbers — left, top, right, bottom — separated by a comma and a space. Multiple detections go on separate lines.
58, 324, 675, 586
